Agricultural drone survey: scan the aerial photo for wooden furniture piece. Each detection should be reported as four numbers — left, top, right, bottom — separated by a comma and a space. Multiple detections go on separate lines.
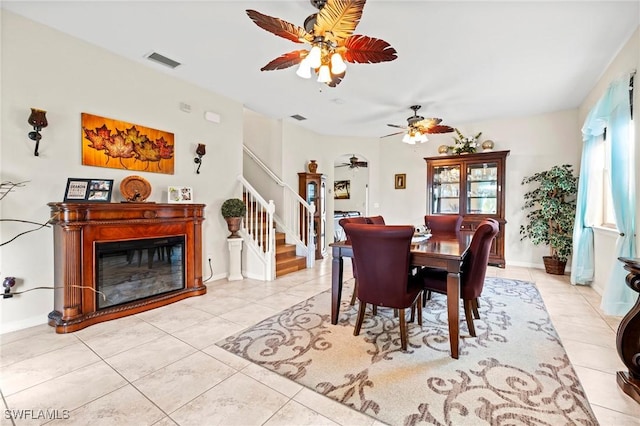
616, 257, 640, 403
47, 202, 206, 333
425, 150, 509, 267
298, 172, 326, 259
344, 224, 423, 351
420, 218, 499, 337
330, 232, 472, 359
424, 214, 463, 233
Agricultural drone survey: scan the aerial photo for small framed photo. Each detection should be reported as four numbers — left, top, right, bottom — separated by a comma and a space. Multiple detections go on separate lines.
64, 178, 113, 202
395, 174, 406, 190
168, 186, 193, 203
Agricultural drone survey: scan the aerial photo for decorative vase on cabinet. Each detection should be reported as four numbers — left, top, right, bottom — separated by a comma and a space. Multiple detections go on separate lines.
308, 160, 318, 173
298, 172, 326, 260
425, 150, 510, 267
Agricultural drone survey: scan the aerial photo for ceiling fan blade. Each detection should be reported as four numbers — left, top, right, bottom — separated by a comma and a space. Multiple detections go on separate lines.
422, 125, 455, 134
260, 50, 308, 71
415, 117, 443, 128
381, 131, 404, 138
387, 124, 406, 129
314, 0, 365, 43
341, 35, 398, 64
246, 10, 314, 44
355, 161, 368, 167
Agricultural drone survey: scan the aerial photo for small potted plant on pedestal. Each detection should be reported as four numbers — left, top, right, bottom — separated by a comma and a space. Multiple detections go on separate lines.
221, 198, 246, 238
519, 164, 578, 274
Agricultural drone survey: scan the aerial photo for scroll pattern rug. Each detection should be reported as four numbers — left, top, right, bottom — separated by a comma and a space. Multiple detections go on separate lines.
217, 278, 597, 425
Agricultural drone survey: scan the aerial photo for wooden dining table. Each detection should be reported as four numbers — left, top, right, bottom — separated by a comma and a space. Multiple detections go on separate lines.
330, 232, 472, 359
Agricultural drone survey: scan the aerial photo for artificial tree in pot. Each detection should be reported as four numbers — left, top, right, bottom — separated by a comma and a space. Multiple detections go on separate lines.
519, 164, 578, 274
221, 198, 246, 238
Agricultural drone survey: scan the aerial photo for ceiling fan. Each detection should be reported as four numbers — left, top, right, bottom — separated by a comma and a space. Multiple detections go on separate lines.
246, 0, 397, 86
383, 105, 455, 140
337, 154, 368, 169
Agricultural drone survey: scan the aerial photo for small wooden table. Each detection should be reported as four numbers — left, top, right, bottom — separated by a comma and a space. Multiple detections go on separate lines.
330, 233, 471, 359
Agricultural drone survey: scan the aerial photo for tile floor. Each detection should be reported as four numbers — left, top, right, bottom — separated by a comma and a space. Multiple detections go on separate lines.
1, 260, 640, 425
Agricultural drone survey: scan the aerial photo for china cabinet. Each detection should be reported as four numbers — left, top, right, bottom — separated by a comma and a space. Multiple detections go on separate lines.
298, 172, 326, 259
425, 150, 510, 267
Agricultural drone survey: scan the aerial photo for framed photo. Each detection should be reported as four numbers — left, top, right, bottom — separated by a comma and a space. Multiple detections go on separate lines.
64, 178, 114, 202
395, 174, 406, 190
334, 180, 350, 200
168, 186, 193, 203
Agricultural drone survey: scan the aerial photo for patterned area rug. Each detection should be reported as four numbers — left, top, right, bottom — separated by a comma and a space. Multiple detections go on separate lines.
216, 278, 597, 425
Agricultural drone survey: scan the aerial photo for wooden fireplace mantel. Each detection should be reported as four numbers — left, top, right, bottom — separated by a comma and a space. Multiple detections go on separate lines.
47, 202, 206, 333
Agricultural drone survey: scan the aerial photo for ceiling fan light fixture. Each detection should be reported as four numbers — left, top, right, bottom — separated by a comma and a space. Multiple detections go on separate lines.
307, 45, 323, 69
317, 64, 331, 83
330, 52, 346, 74
296, 60, 312, 79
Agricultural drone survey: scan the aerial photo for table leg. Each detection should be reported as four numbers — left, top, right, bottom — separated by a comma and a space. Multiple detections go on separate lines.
446, 271, 460, 359
331, 247, 344, 324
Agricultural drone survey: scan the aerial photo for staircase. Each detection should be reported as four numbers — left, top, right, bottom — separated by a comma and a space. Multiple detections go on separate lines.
275, 232, 307, 277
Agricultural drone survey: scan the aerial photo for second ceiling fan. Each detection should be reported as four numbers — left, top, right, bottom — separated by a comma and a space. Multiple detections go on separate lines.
337, 154, 368, 169
383, 105, 455, 143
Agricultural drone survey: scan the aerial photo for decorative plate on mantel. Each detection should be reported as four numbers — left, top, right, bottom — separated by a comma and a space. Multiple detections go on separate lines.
120, 175, 152, 202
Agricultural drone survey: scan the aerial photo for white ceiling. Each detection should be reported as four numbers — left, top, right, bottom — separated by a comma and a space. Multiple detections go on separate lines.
3, 1, 639, 139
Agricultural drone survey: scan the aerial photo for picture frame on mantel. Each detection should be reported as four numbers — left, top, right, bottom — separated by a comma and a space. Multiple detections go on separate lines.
64, 178, 114, 202
168, 186, 193, 203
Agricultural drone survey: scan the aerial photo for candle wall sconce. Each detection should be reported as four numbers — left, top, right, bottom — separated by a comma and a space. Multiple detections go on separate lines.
28, 108, 48, 156
194, 143, 206, 174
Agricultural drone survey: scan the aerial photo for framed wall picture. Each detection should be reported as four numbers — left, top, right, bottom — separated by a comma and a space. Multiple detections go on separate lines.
395, 174, 406, 190
64, 178, 114, 202
334, 180, 350, 199
168, 186, 193, 203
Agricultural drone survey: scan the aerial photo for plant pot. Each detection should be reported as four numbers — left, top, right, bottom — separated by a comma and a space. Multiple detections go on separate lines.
543, 256, 566, 275
225, 217, 243, 238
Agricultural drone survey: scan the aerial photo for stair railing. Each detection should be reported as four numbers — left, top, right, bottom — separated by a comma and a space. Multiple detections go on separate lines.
243, 146, 315, 267
237, 175, 276, 280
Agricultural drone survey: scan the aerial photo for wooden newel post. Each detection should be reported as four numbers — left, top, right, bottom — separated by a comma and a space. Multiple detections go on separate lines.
616, 257, 640, 403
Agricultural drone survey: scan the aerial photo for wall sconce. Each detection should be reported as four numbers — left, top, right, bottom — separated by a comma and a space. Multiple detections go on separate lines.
194, 143, 206, 174
27, 108, 48, 156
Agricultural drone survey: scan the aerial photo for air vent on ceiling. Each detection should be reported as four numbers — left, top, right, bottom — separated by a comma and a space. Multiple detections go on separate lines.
145, 52, 181, 69
290, 114, 307, 121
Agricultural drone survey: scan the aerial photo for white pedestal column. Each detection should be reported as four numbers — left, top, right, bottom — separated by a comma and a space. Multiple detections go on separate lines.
227, 237, 244, 281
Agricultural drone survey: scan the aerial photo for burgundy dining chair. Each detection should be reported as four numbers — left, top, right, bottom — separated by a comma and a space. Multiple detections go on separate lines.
420, 218, 499, 337
343, 223, 423, 350
365, 215, 386, 225
424, 214, 463, 234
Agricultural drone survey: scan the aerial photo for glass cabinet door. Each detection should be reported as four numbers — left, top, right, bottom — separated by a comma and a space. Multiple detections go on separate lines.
466, 162, 498, 214
307, 182, 317, 206
431, 166, 460, 214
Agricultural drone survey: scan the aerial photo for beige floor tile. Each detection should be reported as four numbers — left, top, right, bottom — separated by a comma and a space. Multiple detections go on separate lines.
552, 319, 616, 348
218, 304, 281, 327
72, 315, 145, 341
573, 366, 640, 418
169, 372, 289, 426
255, 292, 314, 311
591, 405, 640, 426
105, 335, 197, 382
201, 343, 252, 370
133, 351, 235, 414
0, 332, 79, 368
181, 295, 247, 316
241, 362, 303, 398
77, 320, 167, 359
294, 388, 377, 426
135, 302, 215, 334
171, 316, 246, 350
1, 342, 101, 396
153, 417, 179, 426
0, 324, 54, 346
48, 385, 165, 425
563, 339, 626, 374
263, 400, 339, 426
5, 362, 127, 415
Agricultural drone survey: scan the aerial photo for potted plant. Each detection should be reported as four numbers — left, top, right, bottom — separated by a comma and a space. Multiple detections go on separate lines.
519, 164, 578, 274
221, 198, 246, 238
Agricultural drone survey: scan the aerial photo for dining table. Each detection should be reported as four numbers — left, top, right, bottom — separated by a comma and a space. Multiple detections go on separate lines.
330, 232, 472, 359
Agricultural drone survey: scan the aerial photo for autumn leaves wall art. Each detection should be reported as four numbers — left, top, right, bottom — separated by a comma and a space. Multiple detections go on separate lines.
81, 113, 175, 174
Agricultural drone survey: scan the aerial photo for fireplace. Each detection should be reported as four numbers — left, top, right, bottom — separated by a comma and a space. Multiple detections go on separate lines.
95, 236, 186, 309
47, 202, 206, 333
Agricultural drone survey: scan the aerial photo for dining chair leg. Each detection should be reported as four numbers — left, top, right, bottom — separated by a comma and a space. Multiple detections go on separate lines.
472, 298, 480, 319
398, 308, 407, 350
354, 301, 367, 336
350, 280, 358, 306
422, 290, 432, 305
463, 300, 476, 337
417, 294, 423, 326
